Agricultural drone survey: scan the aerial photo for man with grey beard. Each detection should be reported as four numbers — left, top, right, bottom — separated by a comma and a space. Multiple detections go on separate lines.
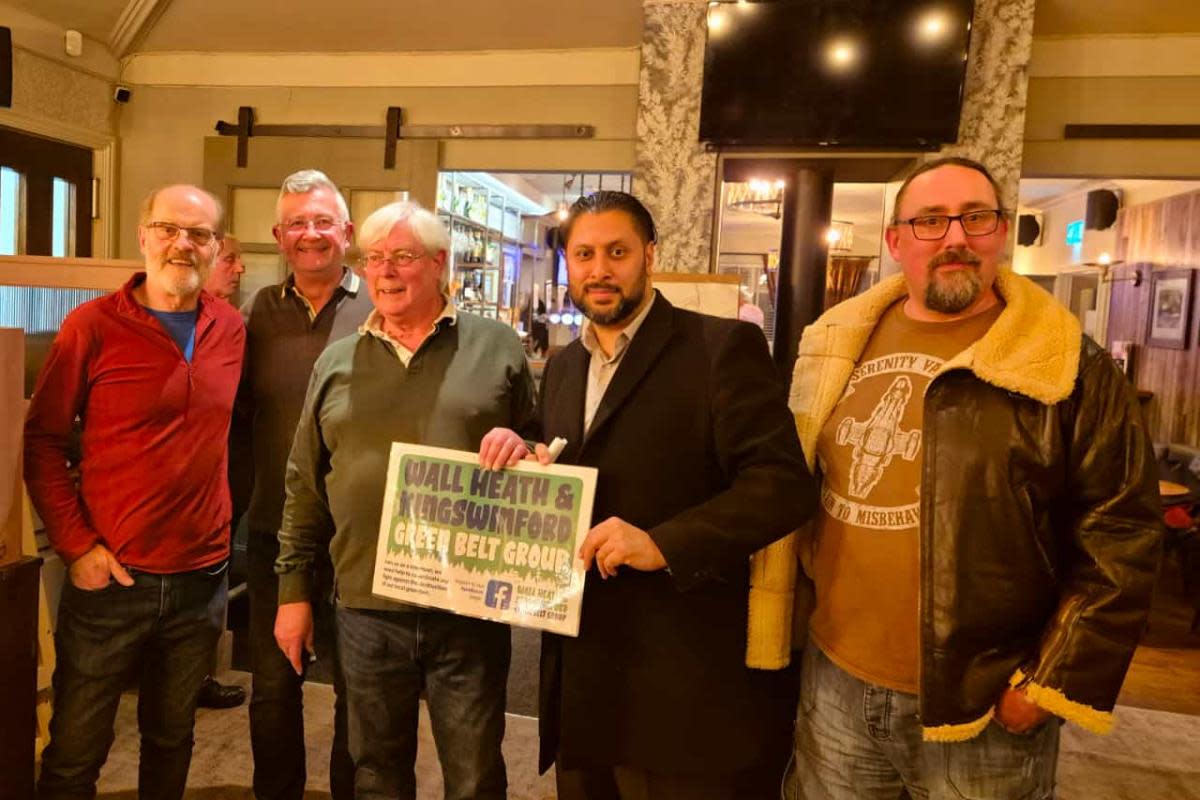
26, 184, 245, 799
781, 157, 1162, 799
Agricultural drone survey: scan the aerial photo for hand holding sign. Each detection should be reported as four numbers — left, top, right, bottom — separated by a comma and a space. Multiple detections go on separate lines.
478, 427, 531, 470
580, 516, 667, 579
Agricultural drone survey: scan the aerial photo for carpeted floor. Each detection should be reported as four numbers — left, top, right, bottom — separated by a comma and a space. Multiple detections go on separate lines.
92, 673, 1200, 800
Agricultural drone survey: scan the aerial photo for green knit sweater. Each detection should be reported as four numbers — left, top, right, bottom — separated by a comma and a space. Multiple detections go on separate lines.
277, 311, 538, 610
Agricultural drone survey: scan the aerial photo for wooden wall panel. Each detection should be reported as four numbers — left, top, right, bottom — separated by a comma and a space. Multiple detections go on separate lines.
1107, 188, 1200, 445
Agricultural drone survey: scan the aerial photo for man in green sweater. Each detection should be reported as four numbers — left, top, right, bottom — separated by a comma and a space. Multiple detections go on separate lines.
274, 201, 537, 799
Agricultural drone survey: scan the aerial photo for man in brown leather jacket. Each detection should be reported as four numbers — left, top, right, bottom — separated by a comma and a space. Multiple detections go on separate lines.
784, 157, 1163, 799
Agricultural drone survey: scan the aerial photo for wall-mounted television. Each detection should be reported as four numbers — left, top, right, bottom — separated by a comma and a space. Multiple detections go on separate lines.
699, 0, 975, 149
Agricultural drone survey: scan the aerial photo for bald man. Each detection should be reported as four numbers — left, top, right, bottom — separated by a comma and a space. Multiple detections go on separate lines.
26, 184, 246, 799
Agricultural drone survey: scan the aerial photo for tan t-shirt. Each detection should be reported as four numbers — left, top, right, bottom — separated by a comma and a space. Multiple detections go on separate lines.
808, 298, 1004, 692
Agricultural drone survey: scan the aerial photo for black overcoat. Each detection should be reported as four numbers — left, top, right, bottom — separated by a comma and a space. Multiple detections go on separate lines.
537, 293, 816, 776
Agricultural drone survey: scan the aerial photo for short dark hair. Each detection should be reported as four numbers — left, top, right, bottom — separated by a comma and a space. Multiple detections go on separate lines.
557, 190, 658, 250
891, 156, 1005, 224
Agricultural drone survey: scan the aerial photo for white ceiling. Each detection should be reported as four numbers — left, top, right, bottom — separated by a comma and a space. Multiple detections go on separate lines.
5, 0, 643, 53
6, 0, 125, 43
1034, 0, 1200, 35
12, 0, 1200, 57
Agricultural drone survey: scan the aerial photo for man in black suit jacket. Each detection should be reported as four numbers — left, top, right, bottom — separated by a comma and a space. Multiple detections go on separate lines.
511, 192, 816, 799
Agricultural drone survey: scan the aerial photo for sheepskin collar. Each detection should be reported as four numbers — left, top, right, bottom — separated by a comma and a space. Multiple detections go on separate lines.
796, 266, 1082, 405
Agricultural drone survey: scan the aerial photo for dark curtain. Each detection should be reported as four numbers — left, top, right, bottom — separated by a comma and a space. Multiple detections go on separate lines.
824, 256, 873, 309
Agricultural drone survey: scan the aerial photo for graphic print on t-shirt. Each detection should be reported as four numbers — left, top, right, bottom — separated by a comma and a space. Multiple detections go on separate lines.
836, 375, 921, 498
820, 352, 943, 531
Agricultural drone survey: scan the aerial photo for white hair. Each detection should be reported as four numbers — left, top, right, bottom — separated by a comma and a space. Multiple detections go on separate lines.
275, 169, 349, 222
358, 201, 453, 292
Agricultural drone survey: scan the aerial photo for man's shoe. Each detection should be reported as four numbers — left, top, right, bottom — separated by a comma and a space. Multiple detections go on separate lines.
197, 675, 246, 709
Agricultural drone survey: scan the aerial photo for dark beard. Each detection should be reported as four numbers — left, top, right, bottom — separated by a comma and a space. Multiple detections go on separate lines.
572, 274, 647, 326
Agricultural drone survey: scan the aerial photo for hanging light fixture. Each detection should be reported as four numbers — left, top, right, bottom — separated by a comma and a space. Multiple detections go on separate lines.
725, 178, 785, 219
825, 220, 854, 252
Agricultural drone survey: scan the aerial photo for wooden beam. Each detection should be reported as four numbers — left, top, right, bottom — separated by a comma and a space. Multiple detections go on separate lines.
0, 255, 139, 291
1064, 124, 1200, 140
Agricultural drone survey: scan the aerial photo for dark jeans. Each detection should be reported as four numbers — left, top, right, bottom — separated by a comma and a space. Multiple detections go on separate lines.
336, 606, 511, 800
247, 532, 353, 800
37, 561, 228, 800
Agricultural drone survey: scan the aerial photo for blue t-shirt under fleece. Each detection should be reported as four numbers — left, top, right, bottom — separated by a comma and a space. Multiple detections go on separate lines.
145, 307, 198, 362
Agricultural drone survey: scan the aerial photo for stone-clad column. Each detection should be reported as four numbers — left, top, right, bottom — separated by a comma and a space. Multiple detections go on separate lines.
938, 0, 1037, 210
635, 0, 715, 274
633, 0, 1037, 270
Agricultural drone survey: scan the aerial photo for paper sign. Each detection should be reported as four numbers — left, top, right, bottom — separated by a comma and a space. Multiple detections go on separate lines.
371, 443, 596, 636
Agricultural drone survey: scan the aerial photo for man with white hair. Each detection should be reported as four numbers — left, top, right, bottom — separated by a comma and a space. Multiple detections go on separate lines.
275, 200, 537, 799
235, 169, 370, 799
203, 233, 246, 302
26, 184, 244, 799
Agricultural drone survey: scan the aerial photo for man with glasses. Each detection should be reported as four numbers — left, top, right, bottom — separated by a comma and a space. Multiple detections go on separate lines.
235, 169, 370, 799
26, 184, 245, 799
782, 157, 1162, 799
275, 201, 536, 799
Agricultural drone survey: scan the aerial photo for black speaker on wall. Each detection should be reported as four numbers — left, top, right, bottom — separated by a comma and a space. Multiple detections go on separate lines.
1085, 189, 1120, 230
1016, 214, 1042, 247
0, 27, 12, 109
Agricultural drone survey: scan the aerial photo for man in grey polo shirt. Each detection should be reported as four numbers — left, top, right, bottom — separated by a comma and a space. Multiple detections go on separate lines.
234, 169, 371, 800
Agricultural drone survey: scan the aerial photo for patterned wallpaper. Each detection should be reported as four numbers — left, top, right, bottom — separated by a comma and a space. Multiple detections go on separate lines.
634, 0, 1036, 272
635, 1, 716, 274
936, 0, 1037, 211
11, 49, 116, 137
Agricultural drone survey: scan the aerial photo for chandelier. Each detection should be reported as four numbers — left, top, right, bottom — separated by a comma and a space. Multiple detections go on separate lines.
726, 179, 785, 219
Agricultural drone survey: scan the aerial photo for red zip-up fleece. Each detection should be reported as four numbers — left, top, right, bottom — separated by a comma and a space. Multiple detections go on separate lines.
24, 272, 246, 572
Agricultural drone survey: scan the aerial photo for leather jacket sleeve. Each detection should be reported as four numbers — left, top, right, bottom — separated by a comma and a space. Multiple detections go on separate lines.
1018, 340, 1163, 728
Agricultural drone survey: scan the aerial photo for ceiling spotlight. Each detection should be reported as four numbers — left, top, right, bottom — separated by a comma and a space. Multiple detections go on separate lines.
556, 201, 568, 221
708, 6, 728, 32
826, 39, 859, 70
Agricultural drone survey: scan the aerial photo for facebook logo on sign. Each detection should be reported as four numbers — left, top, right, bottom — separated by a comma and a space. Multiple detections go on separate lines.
485, 580, 513, 610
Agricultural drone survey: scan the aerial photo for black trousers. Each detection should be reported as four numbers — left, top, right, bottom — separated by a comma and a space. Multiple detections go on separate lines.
246, 533, 354, 800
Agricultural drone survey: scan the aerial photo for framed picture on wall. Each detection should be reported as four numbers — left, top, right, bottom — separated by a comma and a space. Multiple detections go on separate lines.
1146, 268, 1195, 349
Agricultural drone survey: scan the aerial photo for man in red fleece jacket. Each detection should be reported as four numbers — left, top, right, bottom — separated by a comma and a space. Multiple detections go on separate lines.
25, 184, 245, 800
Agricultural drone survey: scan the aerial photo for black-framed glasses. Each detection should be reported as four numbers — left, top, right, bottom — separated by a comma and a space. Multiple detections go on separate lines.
145, 221, 219, 246
360, 249, 428, 270
896, 209, 1006, 240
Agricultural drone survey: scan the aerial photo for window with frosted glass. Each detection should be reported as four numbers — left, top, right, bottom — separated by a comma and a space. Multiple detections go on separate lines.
51, 177, 75, 258
0, 166, 19, 255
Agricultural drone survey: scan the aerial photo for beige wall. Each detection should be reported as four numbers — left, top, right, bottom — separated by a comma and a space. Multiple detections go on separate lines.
1024, 76, 1200, 178
0, 2, 119, 255
0, 2, 117, 137
1023, 35, 1200, 178
116, 83, 637, 258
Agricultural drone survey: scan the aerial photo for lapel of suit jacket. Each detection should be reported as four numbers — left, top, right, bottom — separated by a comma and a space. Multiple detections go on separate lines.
546, 341, 589, 464
580, 293, 674, 455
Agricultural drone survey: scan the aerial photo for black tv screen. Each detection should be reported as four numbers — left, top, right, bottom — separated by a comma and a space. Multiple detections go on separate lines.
699, 0, 975, 148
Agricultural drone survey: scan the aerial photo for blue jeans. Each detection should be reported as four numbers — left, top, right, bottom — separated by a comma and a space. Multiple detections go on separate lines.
37, 561, 228, 800
336, 606, 510, 800
247, 532, 353, 800
785, 642, 1060, 800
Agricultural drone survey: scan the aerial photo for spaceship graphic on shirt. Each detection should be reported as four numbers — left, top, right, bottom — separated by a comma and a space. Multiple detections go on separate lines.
835, 375, 922, 498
